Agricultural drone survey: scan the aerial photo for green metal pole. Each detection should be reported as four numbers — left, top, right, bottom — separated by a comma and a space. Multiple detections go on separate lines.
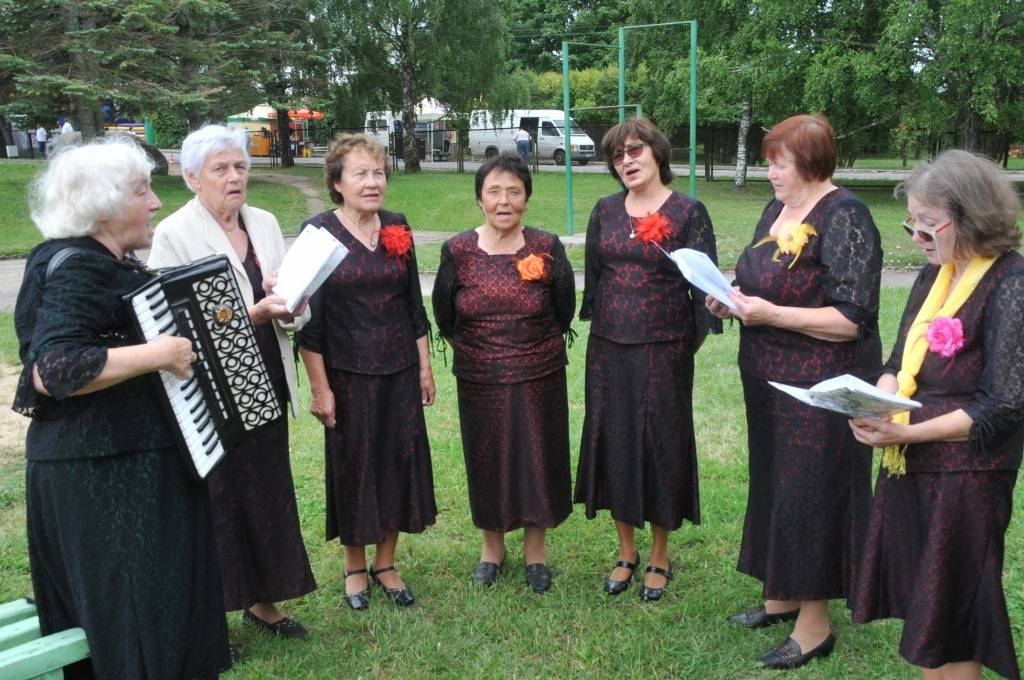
617, 27, 626, 123
689, 21, 698, 198
562, 39, 574, 236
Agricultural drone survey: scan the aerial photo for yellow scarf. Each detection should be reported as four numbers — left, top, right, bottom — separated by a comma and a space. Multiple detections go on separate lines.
882, 255, 996, 475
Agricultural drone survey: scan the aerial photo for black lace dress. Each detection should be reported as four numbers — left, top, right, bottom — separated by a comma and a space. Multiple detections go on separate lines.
574, 191, 722, 530
13, 237, 230, 679
851, 251, 1024, 680
733, 187, 882, 601
433, 227, 575, 532
203, 233, 317, 612
297, 210, 436, 547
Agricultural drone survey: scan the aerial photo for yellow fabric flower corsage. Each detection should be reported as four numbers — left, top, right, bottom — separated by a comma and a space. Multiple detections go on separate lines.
753, 222, 818, 269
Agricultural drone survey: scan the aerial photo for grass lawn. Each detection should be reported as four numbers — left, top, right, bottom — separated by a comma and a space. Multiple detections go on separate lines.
0, 289, 1021, 679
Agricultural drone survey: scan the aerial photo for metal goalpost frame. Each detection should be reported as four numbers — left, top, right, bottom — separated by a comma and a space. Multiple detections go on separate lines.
560, 21, 698, 235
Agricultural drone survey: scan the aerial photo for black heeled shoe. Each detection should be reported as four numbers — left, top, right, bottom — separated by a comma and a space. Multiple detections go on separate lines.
604, 552, 641, 595
729, 604, 801, 628
638, 561, 673, 602
471, 555, 505, 587
758, 633, 836, 669
342, 568, 371, 611
525, 563, 552, 594
370, 564, 415, 606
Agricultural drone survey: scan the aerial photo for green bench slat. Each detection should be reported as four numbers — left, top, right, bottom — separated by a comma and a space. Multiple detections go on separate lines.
0, 627, 90, 680
0, 615, 42, 652
0, 600, 37, 627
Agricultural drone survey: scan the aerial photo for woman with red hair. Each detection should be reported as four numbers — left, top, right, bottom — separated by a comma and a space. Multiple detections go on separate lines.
707, 114, 883, 668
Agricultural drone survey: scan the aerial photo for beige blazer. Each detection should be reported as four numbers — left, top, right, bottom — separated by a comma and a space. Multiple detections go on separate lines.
148, 197, 309, 416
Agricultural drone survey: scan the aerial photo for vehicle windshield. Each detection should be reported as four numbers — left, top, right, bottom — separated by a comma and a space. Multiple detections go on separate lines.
553, 119, 585, 135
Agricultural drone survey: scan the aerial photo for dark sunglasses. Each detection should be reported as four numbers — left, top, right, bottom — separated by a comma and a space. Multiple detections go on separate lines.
901, 216, 951, 242
611, 142, 645, 165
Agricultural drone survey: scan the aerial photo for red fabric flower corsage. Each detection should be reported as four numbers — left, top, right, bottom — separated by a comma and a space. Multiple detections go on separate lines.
926, 316, 964, 358
516, 253, 551, 282
380, 225, 412, 259
632, 211, 672, 244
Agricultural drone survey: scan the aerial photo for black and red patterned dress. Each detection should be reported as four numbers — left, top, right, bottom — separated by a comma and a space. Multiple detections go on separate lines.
297, 209, 436, 547
734, 186, 882, 601
575, 190, 722, 530
433, 227, 575, 532
851, 251, 1024, 680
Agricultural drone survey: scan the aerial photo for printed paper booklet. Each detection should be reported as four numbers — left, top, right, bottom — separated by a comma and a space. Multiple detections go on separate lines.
660, 247, 738, 310
768, 374, 922, 418
273, 226, 349, 313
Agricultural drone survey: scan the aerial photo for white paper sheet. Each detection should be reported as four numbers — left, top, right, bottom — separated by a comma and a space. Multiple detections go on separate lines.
273, 227, 349, 313
769, 374, 922, 418
664, 247, 737, 310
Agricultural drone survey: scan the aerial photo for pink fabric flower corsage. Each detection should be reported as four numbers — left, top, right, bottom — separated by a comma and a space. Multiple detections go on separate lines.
926, 316, 965, 358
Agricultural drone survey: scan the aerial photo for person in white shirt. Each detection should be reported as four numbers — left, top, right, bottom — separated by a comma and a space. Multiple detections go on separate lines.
36, 125, 47, 158
514, 126, 531, 163
60, 119, 74, 135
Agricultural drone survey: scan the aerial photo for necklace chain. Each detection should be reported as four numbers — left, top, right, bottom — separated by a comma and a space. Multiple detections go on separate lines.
339, 209, 379, 247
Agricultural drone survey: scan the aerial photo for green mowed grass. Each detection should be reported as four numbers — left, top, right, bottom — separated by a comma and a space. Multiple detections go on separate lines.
0, 290, 1021, 679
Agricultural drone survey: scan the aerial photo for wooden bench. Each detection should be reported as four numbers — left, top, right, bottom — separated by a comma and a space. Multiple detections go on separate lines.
0, 599, 90, 680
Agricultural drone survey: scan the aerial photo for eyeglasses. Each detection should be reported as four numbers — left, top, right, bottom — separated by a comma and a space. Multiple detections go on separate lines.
901, 216, 951, 242
611, 142, 645, 165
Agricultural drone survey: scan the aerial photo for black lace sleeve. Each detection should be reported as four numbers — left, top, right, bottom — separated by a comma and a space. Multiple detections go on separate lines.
549, 237, 576, 332
819, 199, 882, 333
27, 253, 115, 399
432, 241, 458, 339
405, 242, 430, 339
963, 268, 1024, 447
579, 202, 602, 321
684, 200, 723, 337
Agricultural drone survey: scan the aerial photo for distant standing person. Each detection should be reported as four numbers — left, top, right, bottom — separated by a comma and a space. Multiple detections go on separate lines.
60, 118, 73, 135
35, 125, 46, 158
515, 126, 531, 163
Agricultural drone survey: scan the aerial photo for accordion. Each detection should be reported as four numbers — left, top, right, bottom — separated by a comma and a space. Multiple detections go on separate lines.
123, 254, 283, 480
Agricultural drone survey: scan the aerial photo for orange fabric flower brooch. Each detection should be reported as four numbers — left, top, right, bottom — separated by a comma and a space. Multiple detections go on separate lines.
516, 253, 552, 282
631, 211, 672, 244
754, 222, 817, 269
380, 225, 413, 259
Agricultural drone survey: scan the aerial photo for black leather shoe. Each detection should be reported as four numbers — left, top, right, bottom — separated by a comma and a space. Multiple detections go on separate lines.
729, 605, 801, 628
525, 563, 552, 594
758, 634, 836, 669
343, 568, 371, 611
603, 552, 640, 595
370, 565, 415, 606
471, 556, 505, 587
638, 561, 673, 602
242, 609, 309, 638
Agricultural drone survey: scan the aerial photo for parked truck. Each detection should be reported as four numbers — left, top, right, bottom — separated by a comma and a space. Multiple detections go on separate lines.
468, 109, 596, 165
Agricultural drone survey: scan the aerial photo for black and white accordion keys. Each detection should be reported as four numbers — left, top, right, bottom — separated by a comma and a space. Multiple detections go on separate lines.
125, 254, 283, 479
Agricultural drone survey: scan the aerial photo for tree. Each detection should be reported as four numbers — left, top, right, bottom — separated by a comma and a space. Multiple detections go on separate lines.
502, 0, 628, 72
328, 0, 508, 172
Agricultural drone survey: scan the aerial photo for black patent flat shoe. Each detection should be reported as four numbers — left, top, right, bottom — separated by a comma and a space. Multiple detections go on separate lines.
758, 634, 836, 669
343, 568, 371, 611
638, 561, 673, 602
370, 564, 415, 606
242, 609, 309, 638
525, 563, 552, 594
603, 551, 640, 595
729, 605, 801, 628
471, 556, 505, 587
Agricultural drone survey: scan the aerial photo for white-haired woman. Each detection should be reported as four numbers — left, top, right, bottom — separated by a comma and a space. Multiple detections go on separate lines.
13, 138, 232, 678
149, 125, 316, 638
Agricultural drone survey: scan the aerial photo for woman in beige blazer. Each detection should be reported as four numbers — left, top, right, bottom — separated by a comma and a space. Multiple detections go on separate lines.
149, 124, 316, 639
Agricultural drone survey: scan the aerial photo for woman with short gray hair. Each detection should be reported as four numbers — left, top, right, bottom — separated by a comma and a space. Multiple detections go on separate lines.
850, 150, 1024, 680
14, 138, 232, 677
150, 124, 317, 638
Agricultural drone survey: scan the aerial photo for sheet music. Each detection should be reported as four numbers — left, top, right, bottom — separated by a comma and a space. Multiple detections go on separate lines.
663, 247, 737, 310
273, 227, 349, 313
769, 374, 922, 418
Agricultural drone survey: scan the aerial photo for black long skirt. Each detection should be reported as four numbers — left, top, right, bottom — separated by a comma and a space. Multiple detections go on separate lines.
851, 469, 1020, 680
26, 448, 230, 680
737, 373, 872, 601
457, 369, 572, 532
574, 335, 700, 530
207, 379, 317, 611
325, 364, 437, 546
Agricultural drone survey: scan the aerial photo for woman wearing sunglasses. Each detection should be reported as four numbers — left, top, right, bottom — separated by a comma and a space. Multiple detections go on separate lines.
849, 150, 1023, 680
705, 114, 883, 668
575, 117, 721, 601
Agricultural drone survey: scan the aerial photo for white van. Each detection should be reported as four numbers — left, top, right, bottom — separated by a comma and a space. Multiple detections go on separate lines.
469, 109, 596, 165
